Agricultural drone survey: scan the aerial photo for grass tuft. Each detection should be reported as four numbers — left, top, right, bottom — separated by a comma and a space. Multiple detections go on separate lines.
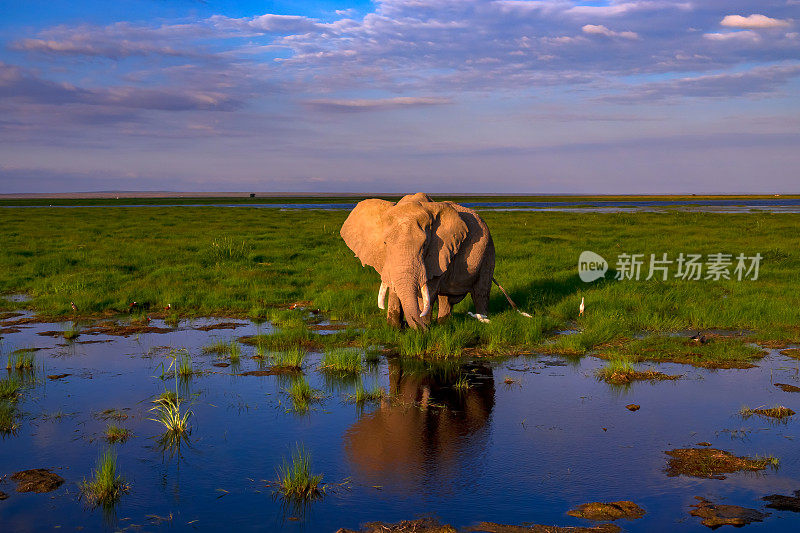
739, 405, 796, 420
104, 424, 131, 443
6, 351, 34, 371
268, 347, 306, 370
351, 382, 385, 404
81, 450, 128, 506
320, 347, 362, 374
275, 444, 324, 500
0, 377, 21, 400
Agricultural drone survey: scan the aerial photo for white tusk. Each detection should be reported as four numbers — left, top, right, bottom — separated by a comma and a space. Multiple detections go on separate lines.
378, 282, 388, 310
420, 284, 431, 317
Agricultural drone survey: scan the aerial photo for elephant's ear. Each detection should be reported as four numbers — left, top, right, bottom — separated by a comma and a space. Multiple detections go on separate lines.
425, 202, 468, 278
398, 192, 435, 205
340, 199, 393, 271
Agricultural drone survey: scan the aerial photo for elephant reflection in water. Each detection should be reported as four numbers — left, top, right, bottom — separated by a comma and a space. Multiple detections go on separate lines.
343, 360, 495, 489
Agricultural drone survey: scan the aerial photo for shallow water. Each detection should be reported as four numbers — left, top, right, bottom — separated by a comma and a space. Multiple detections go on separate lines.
2, 316, 800, 531
3, 198, 800, 213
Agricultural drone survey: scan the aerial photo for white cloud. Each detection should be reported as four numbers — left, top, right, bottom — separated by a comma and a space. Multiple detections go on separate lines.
704, 30, 761, 42
582, 24, 640, 39
721, 14, 792, 29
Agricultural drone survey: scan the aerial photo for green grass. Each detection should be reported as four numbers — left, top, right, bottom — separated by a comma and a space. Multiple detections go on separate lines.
0, 377, 21, 400
6, 351, 34, 371
453, 375, 471, 391
739, 405, 796, 420
596, 358, 636, 382
104, 424, 131, 443
265, 347, 306, 370
2, 206, 799, 363
597, 335, 766, 368
80, 450, 128, 507
0, 401, 18, 434
63, 323, 80, 340
176, 352, 193, 377
351, 382, 385, 404
275, 444, 324, 500
150, 356, 192, 434
320, 347, 362, 374
286, 377, 320, 412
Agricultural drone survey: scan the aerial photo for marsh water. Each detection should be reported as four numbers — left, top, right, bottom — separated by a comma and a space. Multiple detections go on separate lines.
2, 314, 800, 532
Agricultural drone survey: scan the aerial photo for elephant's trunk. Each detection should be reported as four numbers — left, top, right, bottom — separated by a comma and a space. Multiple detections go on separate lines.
394, 280, 427, 330
377, 282, 388, 310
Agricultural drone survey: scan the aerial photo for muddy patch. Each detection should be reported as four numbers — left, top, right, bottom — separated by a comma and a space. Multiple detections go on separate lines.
566, 501, 645, 521
599, 370, 680, 386
11, 469, 65, 493
467, 523, 621, 532
780, 348, 800, 359
0, 327, 22, 334
212, 362, 230, 368
664, 448, 776, 479
0, 490, 7, 500
741, 406, 795, 420
762, 490, 800, 512
689, 497, 768, 528
47, 373, 71, 380
195, 322, 247, 332
336, 518, 457, 533
82, 321, 172, 336
625, 404, 640, 412
774, 383, 800, 393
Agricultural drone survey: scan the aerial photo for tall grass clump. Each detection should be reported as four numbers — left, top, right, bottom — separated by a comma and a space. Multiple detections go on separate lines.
596, 358, 636, 383
0, 401, 18, 434
63, 323, 80, 340
286, 377, 320, 413
0, 377, 21, 400
320, 348, 362, 374
150, 357, 192, 435
80, 450, 128, 507
270, 347, 306, 370
275, 444, 323, 500
6, 351, 34, 371
176, 352, 193, 378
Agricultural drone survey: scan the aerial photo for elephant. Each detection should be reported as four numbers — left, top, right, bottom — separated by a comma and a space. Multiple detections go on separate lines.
340, 193, 496, 329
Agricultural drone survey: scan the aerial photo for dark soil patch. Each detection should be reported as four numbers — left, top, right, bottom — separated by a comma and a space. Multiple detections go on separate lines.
780, 348, 800, 358
664, 448, 775, 479
75, 339, 114, 345
96, 408, 130, 421
762, 490, 800, 512
195, 322, 247, 331
467, 523, 621, 533
742, 406, 795, 419
1, 316, 41, 326
47, 374, 71, 380
689, 497, 768, 528
11, 469, 65, 493
774, 383, 800, 393
696, 442, 712, 447
625, 404, 640, 412
82, 321, 172, 336
600, 370, 680, 385
336, 518, 457, 533
567, 501, 645, 521
0, 490, 7, 500
0, 311, 24, 320
239, 368, 301, 377
0, 327, 21, 334
212, 362, 230, 368
37, 330, 66, 337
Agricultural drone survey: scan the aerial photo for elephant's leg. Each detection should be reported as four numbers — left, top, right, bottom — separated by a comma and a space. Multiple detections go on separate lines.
471, 267, 493, 318
437, 295, 452, 324
386, 288, 403, 328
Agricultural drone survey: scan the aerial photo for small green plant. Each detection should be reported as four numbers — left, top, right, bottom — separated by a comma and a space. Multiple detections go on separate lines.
6, 351, 34, 371
0, 377, 21, 400
596, 358, 636, 383
0, 401, 18, 434
203, 340, 240, 362
320, 348, 362, 374
287, 377, 320, 413
80, 450, 128, 507
271, 347, 306, 370
176, 352, 193, 377
150, 357, 192, 434
351, 382, 385, 404
105, 424, 131, 443
453, 375, 471, 391
275, 444, 324, 500
63, 323, 80, 340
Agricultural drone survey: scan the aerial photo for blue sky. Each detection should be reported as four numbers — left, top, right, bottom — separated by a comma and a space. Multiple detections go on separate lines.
1, 0, 798, 194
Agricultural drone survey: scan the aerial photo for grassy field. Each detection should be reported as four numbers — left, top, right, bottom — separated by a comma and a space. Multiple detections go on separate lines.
1, 206, 798, 363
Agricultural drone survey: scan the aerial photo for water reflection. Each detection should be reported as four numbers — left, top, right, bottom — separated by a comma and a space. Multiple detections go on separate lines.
344, 358, 494, 490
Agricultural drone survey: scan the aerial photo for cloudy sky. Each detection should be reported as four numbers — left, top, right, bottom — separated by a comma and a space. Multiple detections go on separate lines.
1, 0, 798, 194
